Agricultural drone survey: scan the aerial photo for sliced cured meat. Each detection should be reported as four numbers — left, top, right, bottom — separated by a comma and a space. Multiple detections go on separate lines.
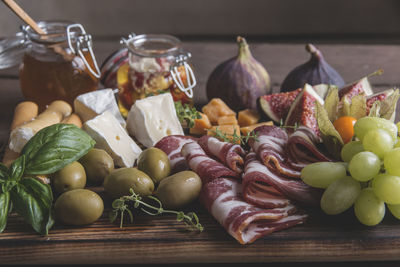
243, 182, 290, 209
200, 177, 307, 244
197, 135, 246, 173
181, 141, 240, 184
249, 125, 301, 178
154, 135, 196, 173
242, 153, 322, 207
286, 126, 332, 169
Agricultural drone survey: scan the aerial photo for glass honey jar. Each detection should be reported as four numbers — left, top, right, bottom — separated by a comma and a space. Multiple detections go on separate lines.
116, 34, 197, 117
0, 21, 100, 111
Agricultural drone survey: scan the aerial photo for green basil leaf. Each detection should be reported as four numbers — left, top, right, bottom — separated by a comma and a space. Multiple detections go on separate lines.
0, 191, 10, 233
0, 163, 8, 182
10, 178, 54, 235
21, 124, 95, 175
8, 155, 25, 181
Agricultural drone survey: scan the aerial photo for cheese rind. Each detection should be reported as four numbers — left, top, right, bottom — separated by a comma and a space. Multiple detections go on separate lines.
83, 111, 142, 167
126, 93, 184, 148
74, 89, 126, 128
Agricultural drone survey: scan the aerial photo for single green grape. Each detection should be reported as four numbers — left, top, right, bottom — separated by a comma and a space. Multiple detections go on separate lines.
353, 117, 397, 143
354, 188, 385, 226
301, 162, 347, 189
341, 141, 364, 162
387, 203, 400, 220
372, 173, 400, 204
320, 176, 361, 215
348, 151, 381, 182
383, 148, 400, 176
362, 129, 394, 159
394, 137, 400, 148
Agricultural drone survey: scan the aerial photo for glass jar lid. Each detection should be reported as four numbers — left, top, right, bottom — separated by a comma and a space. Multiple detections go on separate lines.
121, 34, 182, 57
0, 20, 100, 78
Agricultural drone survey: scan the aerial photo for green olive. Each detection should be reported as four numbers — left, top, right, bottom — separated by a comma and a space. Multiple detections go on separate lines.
103, 168, 154, 199
137, 147, 171, 184
52, 161, 86, 194
155, 171, 202, 209
79, 148, 114, 184
54, 189, 104, 225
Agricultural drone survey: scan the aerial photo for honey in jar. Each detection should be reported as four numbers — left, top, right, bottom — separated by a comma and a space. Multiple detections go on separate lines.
18, 21, 100, 111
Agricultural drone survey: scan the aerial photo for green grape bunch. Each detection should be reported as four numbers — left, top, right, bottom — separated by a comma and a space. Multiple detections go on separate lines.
301, 116, 400, 226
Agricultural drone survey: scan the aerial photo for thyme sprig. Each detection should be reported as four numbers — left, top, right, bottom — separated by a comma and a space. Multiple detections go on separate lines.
174, 101, 202, 128
279, 119, 299, 130
109, 189, 204, 232
209, 127, 258, 145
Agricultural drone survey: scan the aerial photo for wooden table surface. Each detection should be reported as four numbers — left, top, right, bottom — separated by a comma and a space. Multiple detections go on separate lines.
1, 39, 400, 265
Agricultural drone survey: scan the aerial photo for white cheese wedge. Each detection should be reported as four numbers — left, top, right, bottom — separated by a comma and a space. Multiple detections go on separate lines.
74, 89, 126, 128
126, 93, 184, 148
83, 111, 142, 167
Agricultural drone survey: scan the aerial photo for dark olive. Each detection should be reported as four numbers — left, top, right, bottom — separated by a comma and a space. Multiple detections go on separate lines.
103, 168, 154, 199
79, 148, 114, 184
137, 147, 171, 184
155, 171, 202, 209
54, 189, 104, 225
52, 161, 86, 194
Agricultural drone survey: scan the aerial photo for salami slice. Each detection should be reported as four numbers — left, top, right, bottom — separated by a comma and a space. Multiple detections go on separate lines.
181, 141, 240, 184
197, 135, 246, 173
242, 152, 322, 207
200, 177, 307, 244
154, 135, 196, 173
249, 125, 301, 178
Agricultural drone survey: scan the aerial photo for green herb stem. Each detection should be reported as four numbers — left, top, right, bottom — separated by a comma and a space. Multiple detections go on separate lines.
208, 127, 258, 146
110, 189, 204, 232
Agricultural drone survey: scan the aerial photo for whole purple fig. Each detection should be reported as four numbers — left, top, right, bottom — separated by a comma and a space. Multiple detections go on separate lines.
280, 44, 345, 92
206, 36, 271, 111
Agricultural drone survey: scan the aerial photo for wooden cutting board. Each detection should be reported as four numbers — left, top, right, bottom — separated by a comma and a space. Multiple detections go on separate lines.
2, 42, 400, 265
1, 184, 400, 265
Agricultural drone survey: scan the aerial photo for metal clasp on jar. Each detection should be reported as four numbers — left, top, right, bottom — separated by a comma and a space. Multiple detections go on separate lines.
170, 53, 196, 98
67, 24, 101, 78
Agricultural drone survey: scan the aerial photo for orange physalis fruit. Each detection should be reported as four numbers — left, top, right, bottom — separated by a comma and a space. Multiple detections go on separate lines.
333, 116, 357, 144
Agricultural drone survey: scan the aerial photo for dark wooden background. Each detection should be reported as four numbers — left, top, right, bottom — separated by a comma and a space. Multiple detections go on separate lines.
1, 0, 400, 41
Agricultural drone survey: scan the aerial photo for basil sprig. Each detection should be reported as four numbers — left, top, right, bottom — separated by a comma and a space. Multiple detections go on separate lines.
0, 124, 95, 235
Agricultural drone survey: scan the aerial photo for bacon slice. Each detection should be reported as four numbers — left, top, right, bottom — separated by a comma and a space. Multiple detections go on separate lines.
154, 135, 196, 173
249, 125, 301, 178
242, 181, 291, 209
197, 135, 246, 173
200, 177, 307, 244
286, 126, 333, 169
181, 141, 240, 184
242, 153, 322, 207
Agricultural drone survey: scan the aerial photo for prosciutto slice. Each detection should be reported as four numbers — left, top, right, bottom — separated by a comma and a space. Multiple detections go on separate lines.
181, 141, 240, 184
249, 125, 301, 178
286, 126, 333, 169
242, 153, 322, 207
197, 135, 246, 173
154, 135, 196, 173
200, 177, 307, 244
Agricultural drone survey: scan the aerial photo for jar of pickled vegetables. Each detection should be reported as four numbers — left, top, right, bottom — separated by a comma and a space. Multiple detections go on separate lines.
0, 21, 100, 111
116, 34, 196, 117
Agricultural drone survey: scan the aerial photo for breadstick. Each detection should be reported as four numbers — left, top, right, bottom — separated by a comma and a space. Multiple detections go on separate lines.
61, 113, 82, 128
2, 101, 39, 167
9, 100, 72, 153
10, 101, 38, 130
